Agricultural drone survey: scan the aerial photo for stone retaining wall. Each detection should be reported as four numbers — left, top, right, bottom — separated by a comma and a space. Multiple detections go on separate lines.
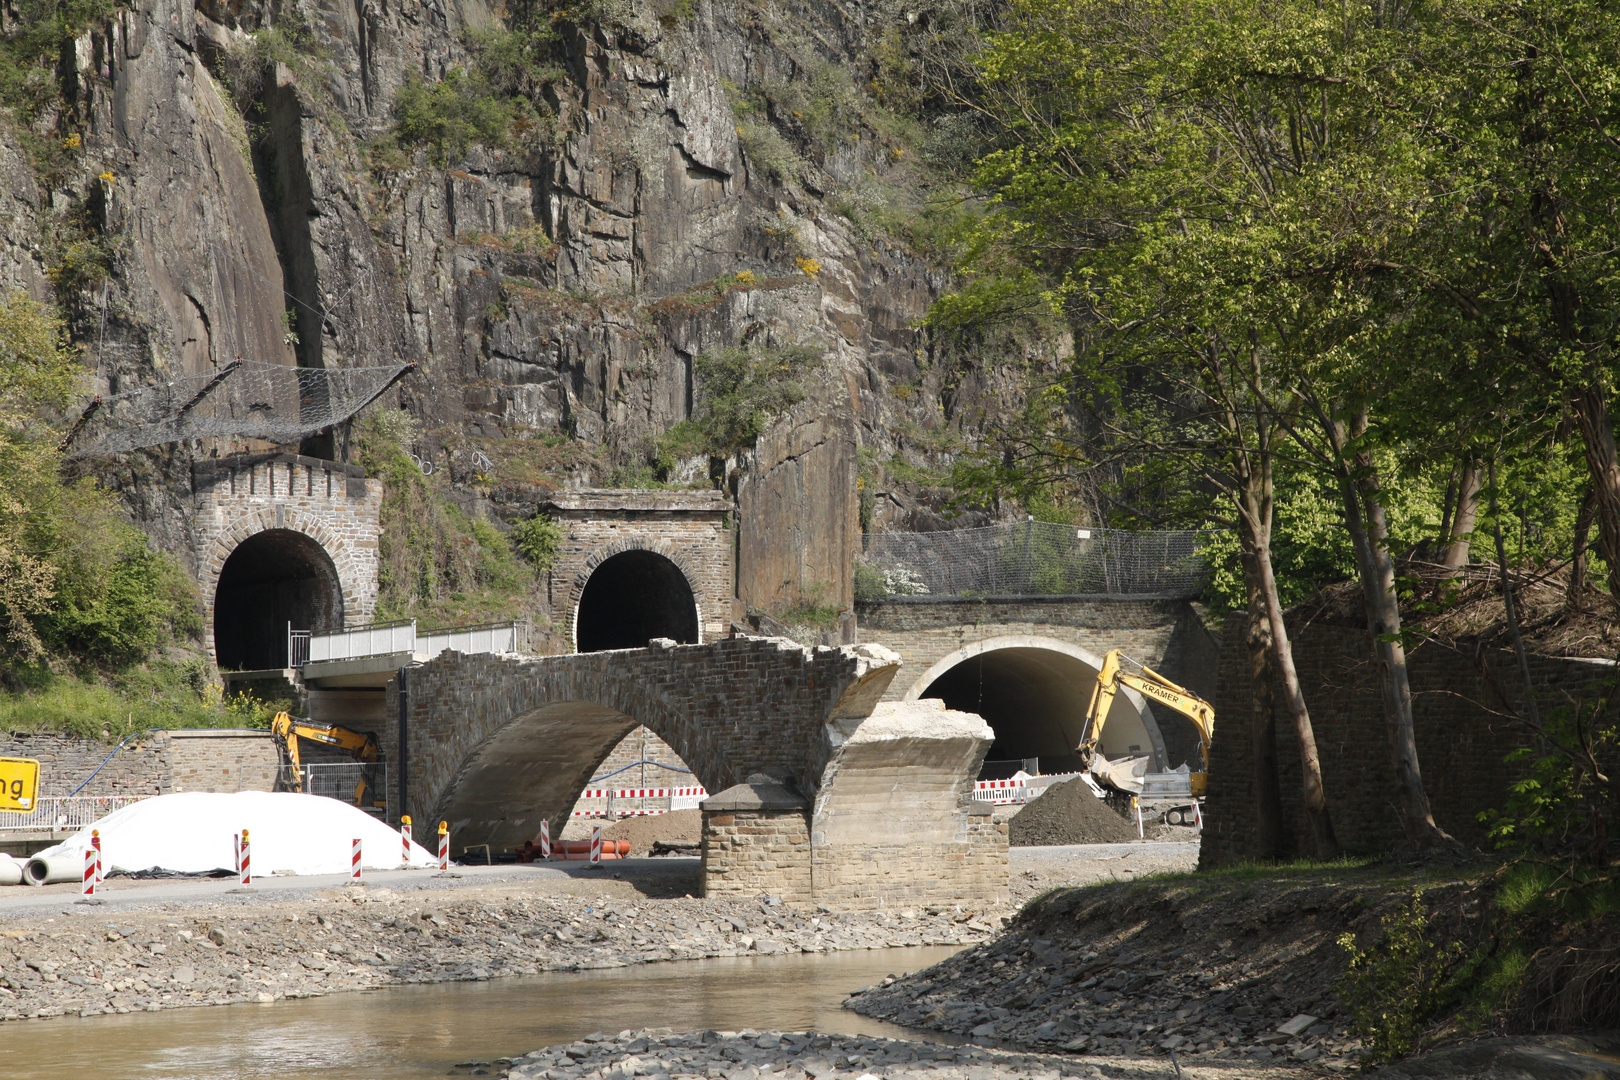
0, 729, 280, 798
1201, 614, 1616, 864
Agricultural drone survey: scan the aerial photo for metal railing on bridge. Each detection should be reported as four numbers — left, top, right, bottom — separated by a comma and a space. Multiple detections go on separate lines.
858, 522, 1216, 600
287, 619, 528, 668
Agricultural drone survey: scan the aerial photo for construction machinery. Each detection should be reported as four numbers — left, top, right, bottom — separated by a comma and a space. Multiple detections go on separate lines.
1077, 649, 1215, 799
269, 712, 385, 810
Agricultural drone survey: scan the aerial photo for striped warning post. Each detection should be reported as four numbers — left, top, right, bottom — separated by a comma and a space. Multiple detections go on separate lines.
401, 815, 412, 866
539, 819, 551, 860
438, 821, 449, 871
233, 832, 241, 877
91, 829, 103, 885
82, 847, 96, 897
239, 828, 252, 885
351, 838, 363, 881
590, 824, 602, 865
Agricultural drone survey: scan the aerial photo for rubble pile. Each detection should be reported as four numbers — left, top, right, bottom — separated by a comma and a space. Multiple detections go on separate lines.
1007, 782, 1138, 847
0, 890, 1000, 1022
847, 877, 1477, 1069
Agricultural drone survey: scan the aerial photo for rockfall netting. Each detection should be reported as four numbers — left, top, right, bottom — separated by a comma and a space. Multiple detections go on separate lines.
61, 360, 413, 457
858, 522, 1215, 599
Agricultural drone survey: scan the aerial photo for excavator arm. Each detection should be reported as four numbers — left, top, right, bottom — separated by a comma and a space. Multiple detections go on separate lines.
269, 712, 383, 808
1077, 650, 1216, 797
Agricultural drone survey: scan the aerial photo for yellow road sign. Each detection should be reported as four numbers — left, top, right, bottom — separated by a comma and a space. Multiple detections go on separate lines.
0, 757, 40, 812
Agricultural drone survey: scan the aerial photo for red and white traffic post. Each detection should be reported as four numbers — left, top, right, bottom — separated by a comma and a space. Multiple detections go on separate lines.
91, 829, 103, 885
401, 815, 412, 866
437, 821, 449, 871
539, 819, 551, 860
239, 828, 252, 885
81, 847, 96, 897
351, 838, 363, 881
589, 824, 602, 865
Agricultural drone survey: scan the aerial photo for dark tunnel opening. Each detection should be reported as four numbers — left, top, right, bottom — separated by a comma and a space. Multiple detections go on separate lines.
919, 647, 1149, 779
575, 550, 699, 652
214, 529, 343, 670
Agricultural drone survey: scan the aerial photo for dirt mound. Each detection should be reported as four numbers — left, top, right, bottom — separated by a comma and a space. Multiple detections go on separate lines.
1009, 779, 1139, 846
602, 809, 701, 856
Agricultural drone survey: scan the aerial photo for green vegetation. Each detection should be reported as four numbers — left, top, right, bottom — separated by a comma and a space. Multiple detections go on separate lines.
1339, 893, 1465, 1064
0, 667, 286, 739
357, 410, 547, 628
391, 68, 537, 165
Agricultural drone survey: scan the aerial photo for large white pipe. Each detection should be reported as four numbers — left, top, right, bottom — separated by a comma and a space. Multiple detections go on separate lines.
24, 853, 83, 886
0, 856, 23, 886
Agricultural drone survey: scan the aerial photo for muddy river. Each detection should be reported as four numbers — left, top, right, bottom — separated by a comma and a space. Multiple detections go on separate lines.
2, 946, 964, 1079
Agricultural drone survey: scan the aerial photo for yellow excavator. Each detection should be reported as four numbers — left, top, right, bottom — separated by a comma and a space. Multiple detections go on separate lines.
269, 712, 385, 809
1078, 650, 1215, 798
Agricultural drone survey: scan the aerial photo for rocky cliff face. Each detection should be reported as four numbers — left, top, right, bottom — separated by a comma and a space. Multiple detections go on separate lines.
5, 0, 1054, 620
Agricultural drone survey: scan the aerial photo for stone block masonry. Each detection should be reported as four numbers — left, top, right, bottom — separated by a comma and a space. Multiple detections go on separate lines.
0, 729, 281, 798
191, 453, 383, 662
542, 489, 734, 646
387, 640, 1009, 909
1201, 612, 1619, 864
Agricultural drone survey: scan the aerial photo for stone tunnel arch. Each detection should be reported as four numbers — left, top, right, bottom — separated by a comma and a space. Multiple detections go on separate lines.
571, 542, 704, 652
901, 636, 1170, 775
212, 528, 344, 671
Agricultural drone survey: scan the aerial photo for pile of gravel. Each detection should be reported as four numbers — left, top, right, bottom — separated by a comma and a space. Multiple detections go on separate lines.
602, 809, 701, 856
1008, 778, 1138, 846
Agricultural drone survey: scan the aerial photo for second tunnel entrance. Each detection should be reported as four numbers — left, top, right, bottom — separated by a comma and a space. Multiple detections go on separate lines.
575, 549, 700, 652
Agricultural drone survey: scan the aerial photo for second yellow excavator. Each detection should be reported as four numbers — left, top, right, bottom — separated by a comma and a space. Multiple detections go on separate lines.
269, 711, 385, 809
1077, 649, 1215, 797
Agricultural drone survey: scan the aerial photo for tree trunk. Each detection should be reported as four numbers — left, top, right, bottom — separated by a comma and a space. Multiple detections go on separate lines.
1237, 539, 1283, 862
1440, 459, 1481, 572
1568, 485, 1596, 610
1256, 538, 1340, 858
1336, 413, 1454, 849
1568, 384, 1620, 613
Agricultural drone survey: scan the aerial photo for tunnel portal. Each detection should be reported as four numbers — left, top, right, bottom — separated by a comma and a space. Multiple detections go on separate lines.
916, 645, 1155, 777
575, 549, 700, 652
213, 528, 343, 670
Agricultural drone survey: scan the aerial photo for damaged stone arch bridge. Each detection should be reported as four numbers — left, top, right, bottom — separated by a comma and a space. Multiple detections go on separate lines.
381, 637, 1009, 910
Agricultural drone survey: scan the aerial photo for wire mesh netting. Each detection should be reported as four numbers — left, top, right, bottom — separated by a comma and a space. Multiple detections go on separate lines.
858, 522, 1216, 599
62, 360, 412, 458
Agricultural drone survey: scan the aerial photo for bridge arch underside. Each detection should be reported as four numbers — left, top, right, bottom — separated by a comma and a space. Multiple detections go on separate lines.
907, 638, 1177, 776
432, 701, 694, 852
575, 550, 700, 652
213, 528, 343, 671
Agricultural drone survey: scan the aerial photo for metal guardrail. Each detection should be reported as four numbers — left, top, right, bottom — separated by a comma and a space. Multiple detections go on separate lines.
289, 619, 528, 667
417, 620, 528, 658
0, 795, 145, 832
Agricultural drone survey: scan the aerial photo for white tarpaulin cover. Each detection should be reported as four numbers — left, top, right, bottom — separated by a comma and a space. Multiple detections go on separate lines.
34, 792, 438, 875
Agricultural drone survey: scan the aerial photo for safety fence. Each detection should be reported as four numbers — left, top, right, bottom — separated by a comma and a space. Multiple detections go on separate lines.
238, 762, 388, 813
0, 795, 146, 833
570, 786, 709, 818
289, 618, 528, 667
858, 522, 1216, 599
972, 778, 1032, 805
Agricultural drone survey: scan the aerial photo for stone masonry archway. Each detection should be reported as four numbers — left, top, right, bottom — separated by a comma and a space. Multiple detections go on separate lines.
192, 455, 382, 669
213, 529, 344, 671
573, 545, 703, 651
903, 636, 1169, 774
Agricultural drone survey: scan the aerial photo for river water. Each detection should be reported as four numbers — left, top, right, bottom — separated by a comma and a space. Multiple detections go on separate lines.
2, 946, 964, 1080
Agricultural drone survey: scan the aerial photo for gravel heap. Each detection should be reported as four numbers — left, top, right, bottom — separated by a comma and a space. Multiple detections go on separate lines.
602, 810, 701, 857
0, 887, 1000, 1023
1008, 781, 1138, 846
846, 876, 1467, 1068
498, 1028, 1113, 1080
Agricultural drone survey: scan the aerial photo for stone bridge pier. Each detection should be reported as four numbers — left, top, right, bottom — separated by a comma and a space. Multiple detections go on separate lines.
383, 638, 1008, 910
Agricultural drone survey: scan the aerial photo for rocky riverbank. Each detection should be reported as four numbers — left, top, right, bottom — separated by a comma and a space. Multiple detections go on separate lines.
490, 1026, 1320, 1080
846, 869, 1481, 1070
0, 879, 1000, 1022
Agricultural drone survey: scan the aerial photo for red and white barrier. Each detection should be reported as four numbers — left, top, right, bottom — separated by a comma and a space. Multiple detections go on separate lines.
438, 821, 449, 871
570, 786, 709, 817
590, 824, 602, 865
539, 819, 551, 860
401, 816, 412, 866
82, 847, 96, 897
239, 828, 252, 885
972, 778, 1029, 805
91, 829, 103, 885
351, 838, 362, 881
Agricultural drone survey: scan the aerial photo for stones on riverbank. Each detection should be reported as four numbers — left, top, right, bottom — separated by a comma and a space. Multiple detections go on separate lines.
0, 888, 997, 1023
844, 879, 1413, 1070
498, 1028, 1109, 1080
